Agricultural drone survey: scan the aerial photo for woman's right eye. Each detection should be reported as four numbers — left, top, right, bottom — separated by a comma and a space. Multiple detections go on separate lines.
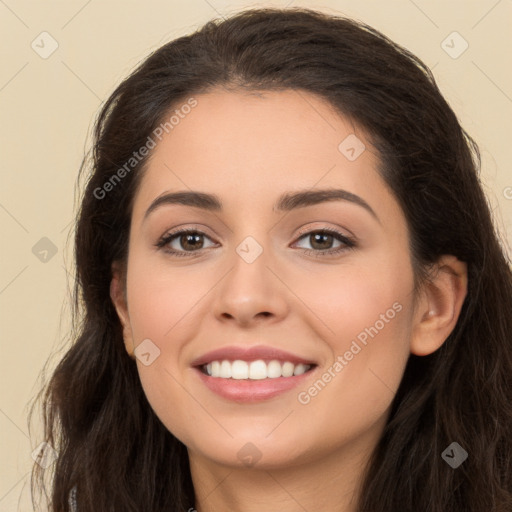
155, 229, 217, 257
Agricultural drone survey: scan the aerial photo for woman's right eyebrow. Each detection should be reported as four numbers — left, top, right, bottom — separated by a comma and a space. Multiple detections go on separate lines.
143, 188, 380, 225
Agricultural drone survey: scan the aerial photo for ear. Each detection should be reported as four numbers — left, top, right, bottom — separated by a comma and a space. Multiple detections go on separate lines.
410, 255, 468, 356
110, 261, 136, 359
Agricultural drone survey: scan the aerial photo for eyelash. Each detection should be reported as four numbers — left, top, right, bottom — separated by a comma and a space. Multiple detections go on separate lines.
155, 227, 356, 258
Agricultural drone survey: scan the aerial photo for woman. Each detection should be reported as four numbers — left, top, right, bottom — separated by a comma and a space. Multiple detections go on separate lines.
31, 7, 512, 512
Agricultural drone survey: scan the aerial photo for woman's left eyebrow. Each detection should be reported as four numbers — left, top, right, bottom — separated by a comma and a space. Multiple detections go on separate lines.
143, 188, 381, 225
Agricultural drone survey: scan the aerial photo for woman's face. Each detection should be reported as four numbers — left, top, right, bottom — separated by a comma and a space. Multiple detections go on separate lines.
113, 88, 419, 470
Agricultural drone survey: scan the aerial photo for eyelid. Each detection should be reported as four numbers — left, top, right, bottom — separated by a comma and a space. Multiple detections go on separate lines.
294, 222, 355, 239
159, 223, 217, 240
155, 225, 218, 250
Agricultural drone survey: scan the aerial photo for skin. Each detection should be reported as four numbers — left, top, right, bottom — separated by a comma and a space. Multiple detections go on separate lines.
110, 88, 468, 512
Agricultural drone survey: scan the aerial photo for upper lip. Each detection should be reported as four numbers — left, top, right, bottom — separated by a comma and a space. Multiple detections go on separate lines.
191, 345, 317, 367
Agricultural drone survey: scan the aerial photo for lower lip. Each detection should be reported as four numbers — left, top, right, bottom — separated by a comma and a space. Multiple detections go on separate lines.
194, 367, 317, 403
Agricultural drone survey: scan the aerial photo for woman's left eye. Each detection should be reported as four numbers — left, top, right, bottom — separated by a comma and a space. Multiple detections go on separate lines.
155, 228, 356, 258
293, 229, 356, 256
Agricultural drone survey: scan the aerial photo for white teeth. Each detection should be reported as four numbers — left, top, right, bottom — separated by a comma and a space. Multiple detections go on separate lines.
220, 360, 232, 378
231, 360, 248, 379
267, 360, 282, 378
203, 359, 313, 379
293, 363, 308, 376
281, 361, 295, 377
248, 360, 267, 380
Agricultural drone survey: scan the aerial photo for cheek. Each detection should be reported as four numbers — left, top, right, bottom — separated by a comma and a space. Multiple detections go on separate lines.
136, 365, 201, 447
290, 253, 414, 421
291, 298, 412, 456
289, 249, 413, 355
124, 254, 221, 444
125, 250, 214, 344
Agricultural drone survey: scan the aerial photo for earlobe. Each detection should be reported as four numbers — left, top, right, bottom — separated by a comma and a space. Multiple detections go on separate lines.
110, 261, 136, 359
410, 255, 468, 356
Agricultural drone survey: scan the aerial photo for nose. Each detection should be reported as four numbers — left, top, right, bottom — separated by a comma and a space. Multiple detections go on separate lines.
212, 245, 289, 327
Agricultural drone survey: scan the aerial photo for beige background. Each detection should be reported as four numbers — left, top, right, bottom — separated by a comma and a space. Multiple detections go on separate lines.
1, 0, 511, 509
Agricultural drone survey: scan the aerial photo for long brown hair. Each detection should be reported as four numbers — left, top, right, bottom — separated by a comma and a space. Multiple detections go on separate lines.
30, 7, 512, 511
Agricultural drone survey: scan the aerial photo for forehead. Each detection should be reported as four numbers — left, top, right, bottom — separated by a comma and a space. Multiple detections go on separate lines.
131, 88, 396, 222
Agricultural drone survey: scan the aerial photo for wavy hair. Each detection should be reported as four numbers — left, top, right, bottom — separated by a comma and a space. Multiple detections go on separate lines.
30, 7, 512, 511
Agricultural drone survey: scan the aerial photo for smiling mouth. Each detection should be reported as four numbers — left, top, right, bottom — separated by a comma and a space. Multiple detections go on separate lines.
199, 359, 317, 379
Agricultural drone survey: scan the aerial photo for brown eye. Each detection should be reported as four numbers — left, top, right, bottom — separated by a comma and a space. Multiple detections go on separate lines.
156, 229, 217, 256
294, 229, 355, 256
177, 232, 205, 251
308, 232, 336, 250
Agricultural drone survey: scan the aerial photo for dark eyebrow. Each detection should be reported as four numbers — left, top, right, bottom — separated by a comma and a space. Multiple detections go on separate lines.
274, 188, 380, 223
144, 191, 222, 221
143, 188, 380, 223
